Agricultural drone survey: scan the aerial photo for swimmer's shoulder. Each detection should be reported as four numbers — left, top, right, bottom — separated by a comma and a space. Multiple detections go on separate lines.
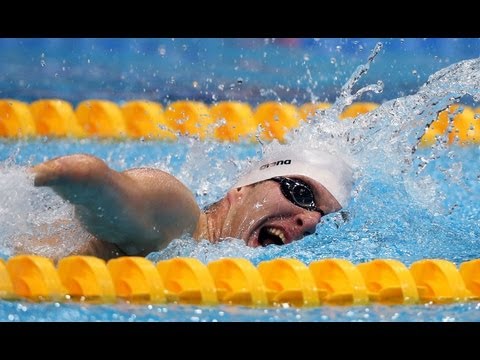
121, 167, 193, 195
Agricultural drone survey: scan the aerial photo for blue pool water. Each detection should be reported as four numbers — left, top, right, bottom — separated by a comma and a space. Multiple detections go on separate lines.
2, 38, 479, 105
1, 39, 480, 321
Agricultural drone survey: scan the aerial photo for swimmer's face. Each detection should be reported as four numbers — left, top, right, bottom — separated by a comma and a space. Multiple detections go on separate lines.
223, 175, 341, 247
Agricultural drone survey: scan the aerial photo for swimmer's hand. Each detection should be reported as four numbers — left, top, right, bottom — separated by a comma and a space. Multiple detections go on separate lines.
32, 153, 111, 188
31, 154, 200, 255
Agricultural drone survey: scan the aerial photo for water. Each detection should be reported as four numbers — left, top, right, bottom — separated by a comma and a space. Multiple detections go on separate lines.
2, 38, 479, 105
1, 299, 479, 322
0, 39, 479, 321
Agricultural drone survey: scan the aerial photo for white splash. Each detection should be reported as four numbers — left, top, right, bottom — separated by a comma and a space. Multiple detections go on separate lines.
0, 164, 91, 259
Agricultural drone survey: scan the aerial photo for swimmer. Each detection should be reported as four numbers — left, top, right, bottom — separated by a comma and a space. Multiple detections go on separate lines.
23, 148, 353, 260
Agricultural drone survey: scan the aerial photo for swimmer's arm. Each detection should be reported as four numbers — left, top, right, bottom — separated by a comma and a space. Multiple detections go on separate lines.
32, 154, 201, 255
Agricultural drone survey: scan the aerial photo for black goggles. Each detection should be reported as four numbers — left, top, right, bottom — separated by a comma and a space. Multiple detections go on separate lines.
271, 177, 325, 216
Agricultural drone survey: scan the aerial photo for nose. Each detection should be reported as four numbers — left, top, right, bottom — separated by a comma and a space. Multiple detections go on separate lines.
293, 211, 322, 237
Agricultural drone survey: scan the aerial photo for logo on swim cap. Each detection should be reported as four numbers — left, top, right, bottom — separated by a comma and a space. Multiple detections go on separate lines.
259, 159, 291, 170
233, 149, 353, 207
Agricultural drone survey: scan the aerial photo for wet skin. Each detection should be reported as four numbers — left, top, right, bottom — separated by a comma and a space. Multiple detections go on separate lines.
29, 154, 341, 260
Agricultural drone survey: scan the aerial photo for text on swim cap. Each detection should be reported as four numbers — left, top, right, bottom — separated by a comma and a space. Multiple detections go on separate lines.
259, 159, 291, 170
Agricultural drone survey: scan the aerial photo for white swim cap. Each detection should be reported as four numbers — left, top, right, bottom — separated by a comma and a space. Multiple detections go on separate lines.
234, 149, 354, 207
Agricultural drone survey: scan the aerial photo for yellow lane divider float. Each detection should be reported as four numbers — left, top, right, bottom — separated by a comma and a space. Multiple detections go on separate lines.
339, 102, 379, 119
357, 259, 418, 305
121, 100, 176, 141
108, 256, 166, 303
210, 102, 256, 142
0, 99, 36, 138
309, 258, 368, 305
298, 102, 331, 121
2, 255, 480, 307
57, 256, 116, 303
31, 99, 85, 137
6, 255, 65, 301
410, 259, 471, 303
258, 258, 319, 307
421, 104, 480, 146
76, 100, 127, 138
208, 258, 267, 306
254, 102, 301, 142
164, 101, 212, 140
0, 259, 14, 300
156, 257, 217, 305
459, 259, 480, 299
1, 99, 476, 145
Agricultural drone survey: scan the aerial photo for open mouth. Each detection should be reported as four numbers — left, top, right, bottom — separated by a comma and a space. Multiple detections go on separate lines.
258, 226, 287, 247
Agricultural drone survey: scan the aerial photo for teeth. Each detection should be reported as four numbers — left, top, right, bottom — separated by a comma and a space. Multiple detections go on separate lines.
266, 227, 286, 244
